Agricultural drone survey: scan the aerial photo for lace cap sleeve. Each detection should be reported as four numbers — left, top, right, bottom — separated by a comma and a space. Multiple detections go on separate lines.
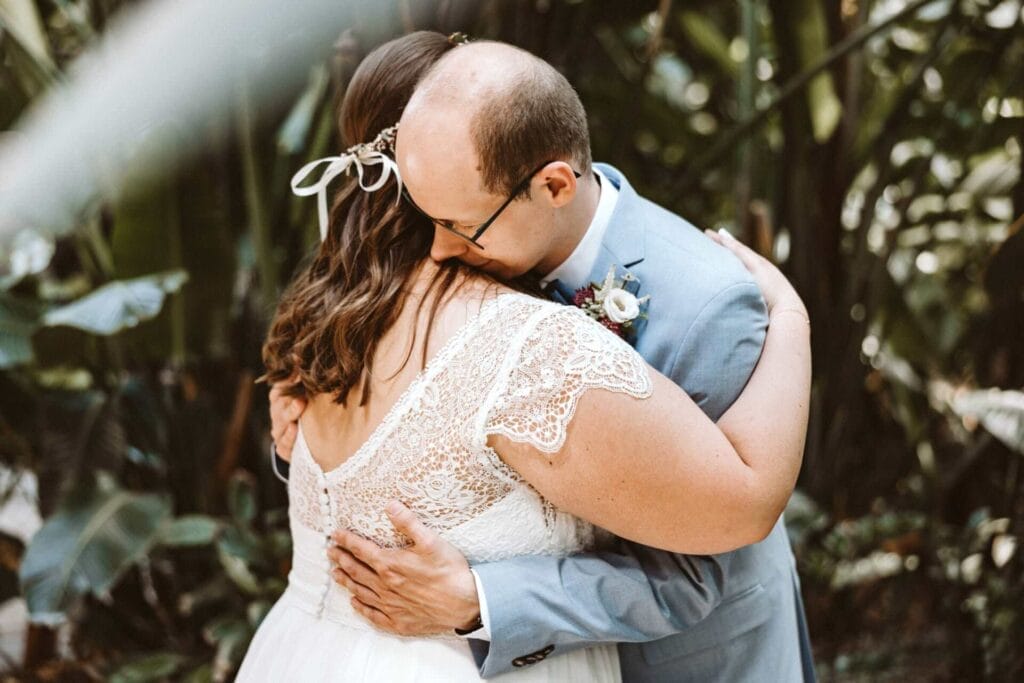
480, 303, 653, 454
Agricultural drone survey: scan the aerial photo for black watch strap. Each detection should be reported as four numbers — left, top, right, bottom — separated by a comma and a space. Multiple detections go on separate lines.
453, 614, 483, 636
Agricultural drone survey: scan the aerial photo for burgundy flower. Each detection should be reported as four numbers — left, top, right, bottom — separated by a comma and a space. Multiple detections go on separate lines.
573, 286, 594, 308
600, 319, 624, 337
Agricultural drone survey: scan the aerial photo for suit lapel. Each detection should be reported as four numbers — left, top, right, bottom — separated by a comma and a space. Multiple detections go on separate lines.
586, 164, 646, 295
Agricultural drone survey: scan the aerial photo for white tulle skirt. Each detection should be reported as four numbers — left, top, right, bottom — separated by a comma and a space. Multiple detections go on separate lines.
235, 523, 620, 682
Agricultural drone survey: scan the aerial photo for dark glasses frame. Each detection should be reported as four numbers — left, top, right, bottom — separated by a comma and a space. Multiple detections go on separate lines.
402, 160, 583, 249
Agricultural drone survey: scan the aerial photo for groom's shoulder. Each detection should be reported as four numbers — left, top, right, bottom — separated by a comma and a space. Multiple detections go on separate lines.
599, 163, 761, 307
633, 194, 758, 301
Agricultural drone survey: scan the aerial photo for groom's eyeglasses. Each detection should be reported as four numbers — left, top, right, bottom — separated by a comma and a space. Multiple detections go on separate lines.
401, 160, 582, 250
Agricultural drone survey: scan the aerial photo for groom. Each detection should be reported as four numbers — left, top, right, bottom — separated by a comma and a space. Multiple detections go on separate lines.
270, 36, 814, 682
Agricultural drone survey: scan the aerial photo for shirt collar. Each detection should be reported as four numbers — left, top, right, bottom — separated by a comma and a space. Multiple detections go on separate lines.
540, 166, 619, 290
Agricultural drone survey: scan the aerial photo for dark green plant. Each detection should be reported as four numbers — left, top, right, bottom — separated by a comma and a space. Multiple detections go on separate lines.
2, 0, 1023, 680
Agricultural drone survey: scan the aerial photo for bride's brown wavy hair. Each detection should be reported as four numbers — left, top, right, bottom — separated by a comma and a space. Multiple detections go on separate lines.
258, 31, 480, 406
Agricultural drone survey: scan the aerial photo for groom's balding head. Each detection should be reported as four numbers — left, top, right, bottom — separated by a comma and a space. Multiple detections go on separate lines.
399, 41, 591, 198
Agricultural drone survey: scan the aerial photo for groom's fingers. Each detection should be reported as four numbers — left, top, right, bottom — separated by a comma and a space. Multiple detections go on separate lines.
351, 598, 399, 633
333, 529, 385, 569
333, 567, 383, 607
385, 500, 437, 554
331, 547, 385, 595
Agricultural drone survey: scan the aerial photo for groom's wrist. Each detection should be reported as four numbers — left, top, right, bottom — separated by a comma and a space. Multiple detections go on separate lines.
453, 568, 491, 640
452, 572, 482, 632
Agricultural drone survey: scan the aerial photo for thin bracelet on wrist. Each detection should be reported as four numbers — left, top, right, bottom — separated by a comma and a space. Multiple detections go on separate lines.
770, 308, 810, 324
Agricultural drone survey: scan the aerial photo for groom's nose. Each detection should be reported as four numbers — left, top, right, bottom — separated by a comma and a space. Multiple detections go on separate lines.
429, 225, 470, 263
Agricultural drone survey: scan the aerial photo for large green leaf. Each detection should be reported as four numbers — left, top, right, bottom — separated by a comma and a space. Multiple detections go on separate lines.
41, 270, 188, 335
33, 387, 130, 515
19, 471, 172, 624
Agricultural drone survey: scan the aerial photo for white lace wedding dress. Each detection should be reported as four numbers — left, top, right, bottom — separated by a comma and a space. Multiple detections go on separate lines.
236, 291, 652, 681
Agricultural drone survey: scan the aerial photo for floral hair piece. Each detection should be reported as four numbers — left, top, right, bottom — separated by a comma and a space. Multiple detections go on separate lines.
447, 32, 471, 47
289, 123, 402, 242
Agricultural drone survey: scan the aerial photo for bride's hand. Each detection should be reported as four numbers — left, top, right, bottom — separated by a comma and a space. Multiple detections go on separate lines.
704, 229, 808, 321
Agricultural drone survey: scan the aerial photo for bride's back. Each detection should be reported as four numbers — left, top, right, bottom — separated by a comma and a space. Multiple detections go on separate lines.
300, 262, 516, 473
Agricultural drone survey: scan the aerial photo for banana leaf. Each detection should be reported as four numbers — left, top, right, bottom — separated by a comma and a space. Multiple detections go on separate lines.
19, 470, 171, 624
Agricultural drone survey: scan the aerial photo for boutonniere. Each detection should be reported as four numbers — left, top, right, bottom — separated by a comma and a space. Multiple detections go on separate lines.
572, 265, 650, 340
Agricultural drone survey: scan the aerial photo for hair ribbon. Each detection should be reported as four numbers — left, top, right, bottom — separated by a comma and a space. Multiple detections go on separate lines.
289, 124, 402, 242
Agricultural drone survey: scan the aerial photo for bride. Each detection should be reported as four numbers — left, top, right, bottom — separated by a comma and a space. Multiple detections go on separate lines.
237, 32, 810, 682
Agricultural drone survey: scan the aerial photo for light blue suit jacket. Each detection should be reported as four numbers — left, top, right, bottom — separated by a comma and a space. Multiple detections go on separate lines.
468, 164, 815, 681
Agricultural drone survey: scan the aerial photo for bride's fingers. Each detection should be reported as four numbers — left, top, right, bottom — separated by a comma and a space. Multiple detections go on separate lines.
283, 397, 306, 422
276, 423, 296, 462
704, 228, 761, 270
714, 229, 760, 267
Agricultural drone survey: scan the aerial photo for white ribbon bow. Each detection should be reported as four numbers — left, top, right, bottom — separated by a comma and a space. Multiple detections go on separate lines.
289, 148, 403, 242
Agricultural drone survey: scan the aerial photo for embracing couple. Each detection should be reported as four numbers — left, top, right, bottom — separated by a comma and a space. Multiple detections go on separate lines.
237, 30, 815, 682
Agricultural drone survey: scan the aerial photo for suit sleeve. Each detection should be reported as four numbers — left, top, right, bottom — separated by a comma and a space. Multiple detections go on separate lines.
469, 280, 768, 678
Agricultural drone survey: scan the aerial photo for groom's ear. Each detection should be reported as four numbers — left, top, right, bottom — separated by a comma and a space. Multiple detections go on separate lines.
536, 161, 578, 208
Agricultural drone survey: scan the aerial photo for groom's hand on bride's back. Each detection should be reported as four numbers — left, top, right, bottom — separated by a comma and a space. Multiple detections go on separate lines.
269, 380, 306, 462
327, 500, 482, 637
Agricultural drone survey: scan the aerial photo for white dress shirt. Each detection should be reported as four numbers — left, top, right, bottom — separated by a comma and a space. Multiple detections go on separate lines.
464, 166, 620, 641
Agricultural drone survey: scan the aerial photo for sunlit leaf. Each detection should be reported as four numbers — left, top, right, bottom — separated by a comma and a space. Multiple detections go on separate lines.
277, 64, 329, 155
950, 388, 1024, 454
159, 515, 220, 547
960, 150, 1021, 196
41, 270, 188, 335
677, 12, 738, 78
793, 0, 842, 142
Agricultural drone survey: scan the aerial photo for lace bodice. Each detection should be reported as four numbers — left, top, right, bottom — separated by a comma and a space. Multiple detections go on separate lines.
288, 292, 653, 566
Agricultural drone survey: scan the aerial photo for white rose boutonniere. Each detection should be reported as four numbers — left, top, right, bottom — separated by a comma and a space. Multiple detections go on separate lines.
602, 288, 641, 323
572, 265, 650, 340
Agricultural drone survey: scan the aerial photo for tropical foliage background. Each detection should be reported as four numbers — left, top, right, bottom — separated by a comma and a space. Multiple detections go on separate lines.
0, 0, 1022, 680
